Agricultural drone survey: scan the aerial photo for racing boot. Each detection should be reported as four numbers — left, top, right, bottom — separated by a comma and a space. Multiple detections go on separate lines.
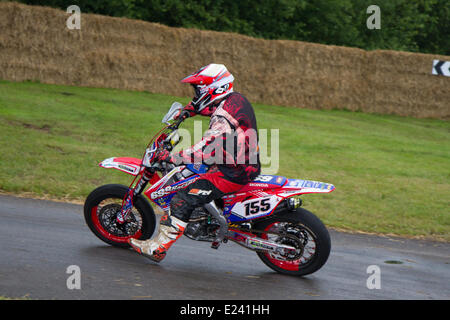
128, 214, 187, 262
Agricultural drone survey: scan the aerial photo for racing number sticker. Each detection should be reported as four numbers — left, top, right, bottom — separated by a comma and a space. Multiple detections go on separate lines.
231, 196, 278, 219
244, 198, 271, 216
255, 175, 273, 183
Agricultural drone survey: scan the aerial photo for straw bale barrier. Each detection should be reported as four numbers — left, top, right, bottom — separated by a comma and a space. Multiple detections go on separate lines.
0, 2, 448, 119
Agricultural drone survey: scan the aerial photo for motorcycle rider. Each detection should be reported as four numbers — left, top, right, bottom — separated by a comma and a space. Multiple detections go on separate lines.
128, 63, 261, 262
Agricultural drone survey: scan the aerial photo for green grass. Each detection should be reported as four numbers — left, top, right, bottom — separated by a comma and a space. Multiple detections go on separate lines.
0, 80, 449, 241
0, 295, 31, 300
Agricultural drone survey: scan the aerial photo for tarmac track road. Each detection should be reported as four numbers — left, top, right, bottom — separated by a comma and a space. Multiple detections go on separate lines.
0, 194, 449, 300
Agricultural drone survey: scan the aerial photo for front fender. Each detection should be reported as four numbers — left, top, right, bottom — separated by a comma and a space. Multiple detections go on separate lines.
99, 157, 144, 176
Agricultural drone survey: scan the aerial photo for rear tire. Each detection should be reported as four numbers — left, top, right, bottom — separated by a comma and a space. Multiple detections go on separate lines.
84, 184, 156, 248
253, 208, 331, 276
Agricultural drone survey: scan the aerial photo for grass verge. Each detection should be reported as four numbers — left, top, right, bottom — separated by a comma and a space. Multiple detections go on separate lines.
0, 80, 449, 241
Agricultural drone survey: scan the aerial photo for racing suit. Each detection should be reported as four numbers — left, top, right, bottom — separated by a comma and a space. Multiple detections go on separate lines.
169, 91, 261, 222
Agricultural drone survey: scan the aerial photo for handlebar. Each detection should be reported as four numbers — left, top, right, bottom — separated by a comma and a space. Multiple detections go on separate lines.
143, 108, 191, 171
171, 110, 190, 129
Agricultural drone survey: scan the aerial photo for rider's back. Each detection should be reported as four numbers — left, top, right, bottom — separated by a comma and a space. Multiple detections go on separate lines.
214, 92, 261, 185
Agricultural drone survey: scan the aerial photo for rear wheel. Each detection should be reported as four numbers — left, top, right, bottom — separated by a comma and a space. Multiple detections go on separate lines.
253, 208, 331, 276
84, 184, 156, 248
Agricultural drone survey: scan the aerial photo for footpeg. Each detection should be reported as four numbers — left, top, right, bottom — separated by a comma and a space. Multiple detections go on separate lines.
211, 241, 220, 249
211, 237, 228, 249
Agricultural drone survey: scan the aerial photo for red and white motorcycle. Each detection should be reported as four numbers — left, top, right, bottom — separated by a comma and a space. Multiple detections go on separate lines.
84, 103, 335, 276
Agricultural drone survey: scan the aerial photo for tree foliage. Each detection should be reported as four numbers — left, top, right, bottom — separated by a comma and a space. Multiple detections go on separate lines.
16, 0, 450, 55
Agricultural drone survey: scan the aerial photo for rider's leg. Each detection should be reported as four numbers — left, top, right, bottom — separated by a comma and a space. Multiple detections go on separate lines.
170, 178, 225, 221
128, 214, 187, 262
170, 168, 245, 222
128, 169, 243, 262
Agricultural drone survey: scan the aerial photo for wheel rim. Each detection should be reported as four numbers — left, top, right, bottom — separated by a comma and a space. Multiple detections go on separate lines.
262, 222, 317, 271
91, 198, 143, 243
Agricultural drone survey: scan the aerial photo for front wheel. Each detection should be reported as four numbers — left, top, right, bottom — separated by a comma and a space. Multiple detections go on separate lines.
253, 208, 331, 276
84, 184, 156, 248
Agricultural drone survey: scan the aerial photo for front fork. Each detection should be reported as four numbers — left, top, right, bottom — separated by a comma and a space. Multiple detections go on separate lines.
116, 168, 154, 224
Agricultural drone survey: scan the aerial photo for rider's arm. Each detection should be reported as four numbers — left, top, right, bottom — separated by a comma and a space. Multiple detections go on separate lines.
181, 102, 197, 118
178, 102, 221, 119
171, 115, 234, 166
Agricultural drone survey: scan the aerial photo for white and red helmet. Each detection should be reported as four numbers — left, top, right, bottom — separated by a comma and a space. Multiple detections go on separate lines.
181, 63, 234, 112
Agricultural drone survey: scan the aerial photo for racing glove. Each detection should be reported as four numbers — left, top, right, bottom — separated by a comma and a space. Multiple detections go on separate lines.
174, 102, 196, 120
155, 149, 173, 163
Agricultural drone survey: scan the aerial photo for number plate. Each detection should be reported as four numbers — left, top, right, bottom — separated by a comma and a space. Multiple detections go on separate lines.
231, 195, 279, 219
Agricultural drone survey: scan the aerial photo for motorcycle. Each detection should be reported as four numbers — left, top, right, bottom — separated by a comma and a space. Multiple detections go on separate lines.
84, 102, 335, 276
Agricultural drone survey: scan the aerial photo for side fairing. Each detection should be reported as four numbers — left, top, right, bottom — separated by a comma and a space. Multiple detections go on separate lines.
223, 193, 282, 222
278, 179, 335, 196
223, 177, 335, 223
144, 166, 199, 212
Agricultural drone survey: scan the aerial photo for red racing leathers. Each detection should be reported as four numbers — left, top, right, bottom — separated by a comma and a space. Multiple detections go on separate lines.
168, 92, 261, 222
172, 91, 261, 186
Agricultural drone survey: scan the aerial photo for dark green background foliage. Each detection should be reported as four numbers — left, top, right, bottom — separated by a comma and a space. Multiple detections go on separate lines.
13, 0, 450, 54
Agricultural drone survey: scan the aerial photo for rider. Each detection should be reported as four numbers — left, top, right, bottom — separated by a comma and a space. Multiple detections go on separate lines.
128, 63, 261, 262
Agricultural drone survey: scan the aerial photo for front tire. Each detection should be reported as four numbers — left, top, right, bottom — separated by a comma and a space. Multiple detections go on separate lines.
253, 208, 331, 276
84, 184, 156, 248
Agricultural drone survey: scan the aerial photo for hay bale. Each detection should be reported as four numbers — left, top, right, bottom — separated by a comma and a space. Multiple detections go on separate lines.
0, 2, 448, 119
